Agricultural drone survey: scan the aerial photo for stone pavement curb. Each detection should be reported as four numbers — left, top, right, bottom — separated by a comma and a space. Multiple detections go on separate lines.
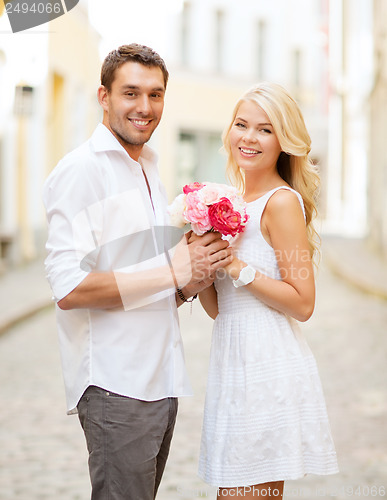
0, 298, 53, 336
0, 258, 53, 336
322, 235, 387, 301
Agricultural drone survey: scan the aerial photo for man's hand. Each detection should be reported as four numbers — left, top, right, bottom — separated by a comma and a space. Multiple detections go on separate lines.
171, 230, 233, 288
186, 230, 233, 283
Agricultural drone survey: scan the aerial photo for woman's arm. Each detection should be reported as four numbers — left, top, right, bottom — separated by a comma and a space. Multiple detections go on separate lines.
225, 190, 315, 322
199, 283, 219, 319
186, 232, 219, 319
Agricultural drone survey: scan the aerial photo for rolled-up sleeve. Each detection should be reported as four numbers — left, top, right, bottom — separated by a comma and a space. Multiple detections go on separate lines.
43, 155, 103, 302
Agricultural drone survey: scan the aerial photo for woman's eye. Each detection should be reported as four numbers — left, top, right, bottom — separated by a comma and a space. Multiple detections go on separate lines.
235, 122, 246, 128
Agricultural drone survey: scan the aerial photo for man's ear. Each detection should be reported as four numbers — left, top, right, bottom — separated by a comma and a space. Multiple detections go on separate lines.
97, 85, 109, 112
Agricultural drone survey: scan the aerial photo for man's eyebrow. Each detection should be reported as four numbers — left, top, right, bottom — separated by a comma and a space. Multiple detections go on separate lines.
120, 84, 165, 92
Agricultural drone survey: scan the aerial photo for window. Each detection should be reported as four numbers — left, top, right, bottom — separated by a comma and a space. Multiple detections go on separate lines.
215, 9, 225, 73
255, 19, 267, 78
180, 2, 191, 67
292, 48, 302, 88
175, 130, 227, 195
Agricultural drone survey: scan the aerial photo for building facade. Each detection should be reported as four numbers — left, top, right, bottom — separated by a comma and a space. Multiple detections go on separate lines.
0, 0, 100, 270
1, 0, 384, 271
325, 0, 387, 259
324, 0, 374, 236
369, 0, 387, 257
154, 0, 330, 202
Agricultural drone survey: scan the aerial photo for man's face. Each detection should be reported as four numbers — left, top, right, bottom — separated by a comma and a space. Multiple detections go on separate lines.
99, 61, 165, 160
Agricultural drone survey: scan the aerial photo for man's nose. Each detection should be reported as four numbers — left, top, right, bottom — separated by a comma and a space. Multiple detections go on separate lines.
136, 95, 151, 115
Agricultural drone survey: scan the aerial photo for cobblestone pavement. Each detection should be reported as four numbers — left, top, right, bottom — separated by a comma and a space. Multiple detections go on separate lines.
0, 263, 386, 500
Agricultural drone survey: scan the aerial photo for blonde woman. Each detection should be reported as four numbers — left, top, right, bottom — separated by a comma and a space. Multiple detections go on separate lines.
195, 83, 339, 498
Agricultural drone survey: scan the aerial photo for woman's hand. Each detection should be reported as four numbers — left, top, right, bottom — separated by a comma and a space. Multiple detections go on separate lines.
222, 256, 245, 280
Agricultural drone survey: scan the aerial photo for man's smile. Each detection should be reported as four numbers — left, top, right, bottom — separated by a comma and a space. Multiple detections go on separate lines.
129, 118, 152, 129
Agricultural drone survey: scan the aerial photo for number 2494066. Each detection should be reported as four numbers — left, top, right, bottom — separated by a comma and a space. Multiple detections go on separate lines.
6, 2, 62, 14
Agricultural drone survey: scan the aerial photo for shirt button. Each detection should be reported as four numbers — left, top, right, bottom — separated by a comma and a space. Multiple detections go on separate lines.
106, 391, 110, 396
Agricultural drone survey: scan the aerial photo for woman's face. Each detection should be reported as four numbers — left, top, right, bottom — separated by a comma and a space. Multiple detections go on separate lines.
229, 99, 282, 175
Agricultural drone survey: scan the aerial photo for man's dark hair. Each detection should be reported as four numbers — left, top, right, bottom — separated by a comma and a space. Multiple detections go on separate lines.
101, 43, 169, 92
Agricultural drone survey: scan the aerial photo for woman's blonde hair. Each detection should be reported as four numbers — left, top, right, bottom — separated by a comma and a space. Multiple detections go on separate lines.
223, 82, 320, 259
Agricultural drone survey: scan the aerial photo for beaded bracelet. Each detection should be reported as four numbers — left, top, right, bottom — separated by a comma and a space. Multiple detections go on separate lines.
176, 288, 198, 303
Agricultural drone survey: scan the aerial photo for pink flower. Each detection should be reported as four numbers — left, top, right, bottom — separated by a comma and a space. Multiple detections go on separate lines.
208, 197, 249, 237
184, 191, 212, 235
168, 181, 249, 236
183, 182, 205, 195
199, 184, 223, 205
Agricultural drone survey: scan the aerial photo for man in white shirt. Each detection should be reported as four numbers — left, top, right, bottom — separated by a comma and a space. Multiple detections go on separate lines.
43, 44, 232, 500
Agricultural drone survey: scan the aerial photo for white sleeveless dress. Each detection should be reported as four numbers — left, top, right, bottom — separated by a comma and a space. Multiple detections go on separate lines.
198, 187, 338, 487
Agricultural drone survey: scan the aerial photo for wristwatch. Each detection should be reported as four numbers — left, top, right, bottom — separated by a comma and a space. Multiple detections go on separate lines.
233, 265, 256, 288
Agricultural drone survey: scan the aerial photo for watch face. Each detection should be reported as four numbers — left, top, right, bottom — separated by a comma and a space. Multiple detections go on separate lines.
239, 265, 255, 285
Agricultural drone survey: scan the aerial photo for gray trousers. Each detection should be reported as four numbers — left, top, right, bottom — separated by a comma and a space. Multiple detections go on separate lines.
77, 386, 178, 500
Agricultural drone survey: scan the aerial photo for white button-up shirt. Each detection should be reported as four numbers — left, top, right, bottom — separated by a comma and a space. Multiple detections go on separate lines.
43, 124, 192, 414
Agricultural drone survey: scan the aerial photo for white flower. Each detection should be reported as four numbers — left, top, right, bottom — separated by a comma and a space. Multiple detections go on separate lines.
167, 193, 187, 227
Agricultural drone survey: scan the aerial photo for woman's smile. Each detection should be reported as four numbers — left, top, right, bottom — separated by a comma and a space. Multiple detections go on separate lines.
239, 147, 261, 157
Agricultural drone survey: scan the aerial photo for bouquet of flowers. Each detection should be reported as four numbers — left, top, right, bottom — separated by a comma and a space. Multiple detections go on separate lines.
168, 182, 249, 237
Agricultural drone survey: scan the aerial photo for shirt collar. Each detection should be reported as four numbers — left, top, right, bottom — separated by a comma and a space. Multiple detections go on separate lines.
90, 123, 158, 166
